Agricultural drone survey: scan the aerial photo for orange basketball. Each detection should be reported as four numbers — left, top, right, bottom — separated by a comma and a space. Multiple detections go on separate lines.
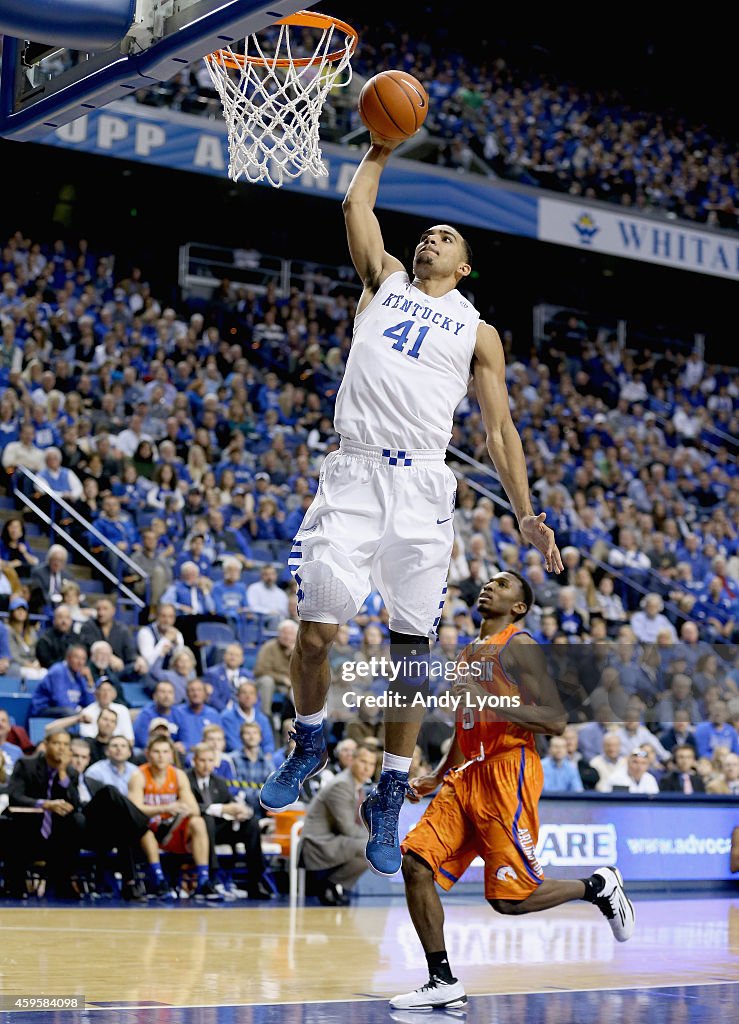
358, 70, 428, 141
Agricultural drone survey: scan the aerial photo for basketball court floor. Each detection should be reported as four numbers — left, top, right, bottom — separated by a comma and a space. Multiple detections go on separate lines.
1, 894, 737, 1021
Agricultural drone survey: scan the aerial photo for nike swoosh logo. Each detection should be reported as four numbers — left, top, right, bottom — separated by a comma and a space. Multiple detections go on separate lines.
437, 517, 453, 524
408, 84, 426, 108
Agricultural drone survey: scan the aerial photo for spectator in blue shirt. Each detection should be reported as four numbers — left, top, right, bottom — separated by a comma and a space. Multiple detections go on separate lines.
283, 493, 314, 543
232, 721, 275, 814
176, 678, 223, 753
112, 462, 149, 518
212, 558, 249, 621
132, 680, 184, 750
29, 644, 95, 717
694, 701, 739, 758
249, 495, 286, 542
94, 494, 138, 571
222, 680, 275, 754
557, 587, 586, 637
573, 706, 615, 763
85, 735, 139, 796
541, 735, 584, 793
149, 646, 198, 705
161, 562, 216, 616
175, 533, 213, 578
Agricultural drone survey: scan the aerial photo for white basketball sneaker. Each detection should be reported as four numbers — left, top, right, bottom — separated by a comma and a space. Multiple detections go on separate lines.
390, 976, 468, 1011
591, 866, 635, 941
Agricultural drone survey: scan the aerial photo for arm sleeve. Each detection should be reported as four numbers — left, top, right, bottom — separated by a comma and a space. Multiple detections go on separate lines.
8, 760, 40, 807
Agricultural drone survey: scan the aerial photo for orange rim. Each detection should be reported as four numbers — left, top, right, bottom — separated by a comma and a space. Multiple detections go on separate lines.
206, 10, 358, 70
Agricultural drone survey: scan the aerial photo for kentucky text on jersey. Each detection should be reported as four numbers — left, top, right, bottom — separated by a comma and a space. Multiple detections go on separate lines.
380, 292, 466, 335
334, 271, 480, 450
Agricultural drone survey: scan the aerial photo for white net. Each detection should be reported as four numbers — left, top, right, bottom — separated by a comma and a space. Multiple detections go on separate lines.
204, 15, 356, 189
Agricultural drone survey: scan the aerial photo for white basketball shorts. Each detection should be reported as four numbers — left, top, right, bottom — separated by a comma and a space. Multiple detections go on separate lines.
288, 438, 456, 637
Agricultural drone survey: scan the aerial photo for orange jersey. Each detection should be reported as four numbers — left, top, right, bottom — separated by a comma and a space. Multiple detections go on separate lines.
455, 623, 538, 761
140, 763, 179, 827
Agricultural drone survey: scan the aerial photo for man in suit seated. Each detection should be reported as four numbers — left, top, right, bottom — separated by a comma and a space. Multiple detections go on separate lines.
203, 643, 253, 713
69, 737, 96, 805
4, 730, 83, 899
29, 544, 70, 614
300, 743, 377, 906
186, 742, 271, 900
659, 744, 706, 794
5, 728, 147, 898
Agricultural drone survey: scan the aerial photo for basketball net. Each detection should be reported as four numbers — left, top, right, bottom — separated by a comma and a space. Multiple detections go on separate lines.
204, 12, 358, 189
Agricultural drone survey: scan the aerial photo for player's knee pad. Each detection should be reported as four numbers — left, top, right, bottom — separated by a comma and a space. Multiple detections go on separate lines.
388, 629, 431, 703
292, 559, 357, 624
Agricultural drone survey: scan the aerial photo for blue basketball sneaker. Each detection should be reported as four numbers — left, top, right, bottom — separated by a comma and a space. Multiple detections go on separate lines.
360, 769, 413, 877
260, 721, 328, 812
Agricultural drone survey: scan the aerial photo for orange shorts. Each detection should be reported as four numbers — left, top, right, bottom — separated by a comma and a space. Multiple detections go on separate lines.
402, 747, 544, 901
151, 815, 192, 855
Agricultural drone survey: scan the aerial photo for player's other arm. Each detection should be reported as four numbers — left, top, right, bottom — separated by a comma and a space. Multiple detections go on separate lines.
472, 322, 563, 574
499, 634, 567, 735
342, 137, 406, 304
410, 734, 466, 799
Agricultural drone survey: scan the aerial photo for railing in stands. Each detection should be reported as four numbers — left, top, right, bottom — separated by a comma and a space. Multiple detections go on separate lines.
178, 242, 361, 305
14, 467, 148, 609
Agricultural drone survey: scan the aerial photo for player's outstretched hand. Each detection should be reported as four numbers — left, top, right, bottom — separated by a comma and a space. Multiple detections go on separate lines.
408, 774, 442, 801
519, 512, 564, 574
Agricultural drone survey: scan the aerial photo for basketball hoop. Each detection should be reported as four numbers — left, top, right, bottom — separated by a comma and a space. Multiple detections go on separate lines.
204, 11, 358, 189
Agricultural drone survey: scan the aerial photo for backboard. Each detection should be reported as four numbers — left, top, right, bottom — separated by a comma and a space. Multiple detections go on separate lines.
0, 0, 310, 141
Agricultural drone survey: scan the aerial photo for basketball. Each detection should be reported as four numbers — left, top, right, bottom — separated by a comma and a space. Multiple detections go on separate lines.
358, 70, 429, 140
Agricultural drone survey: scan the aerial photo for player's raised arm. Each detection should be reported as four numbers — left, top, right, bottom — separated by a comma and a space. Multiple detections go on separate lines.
342, 136, 406, 304
472, 323, 564, 574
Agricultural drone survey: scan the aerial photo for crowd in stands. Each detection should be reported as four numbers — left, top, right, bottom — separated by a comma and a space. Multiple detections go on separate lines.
0, 224, 737, 900
132, 22, 739, 232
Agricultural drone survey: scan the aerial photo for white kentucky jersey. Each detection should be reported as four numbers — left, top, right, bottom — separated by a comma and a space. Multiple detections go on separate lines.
334, 271, 480, 450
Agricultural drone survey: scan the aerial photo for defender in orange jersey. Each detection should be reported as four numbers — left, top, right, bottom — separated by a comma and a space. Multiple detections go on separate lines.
128, 734, 222, 902
391, 572, 635, 1012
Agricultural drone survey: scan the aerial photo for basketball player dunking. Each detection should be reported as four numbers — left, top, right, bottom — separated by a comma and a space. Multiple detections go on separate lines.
260, 135, 564, 877
391, 572, 635, 1011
